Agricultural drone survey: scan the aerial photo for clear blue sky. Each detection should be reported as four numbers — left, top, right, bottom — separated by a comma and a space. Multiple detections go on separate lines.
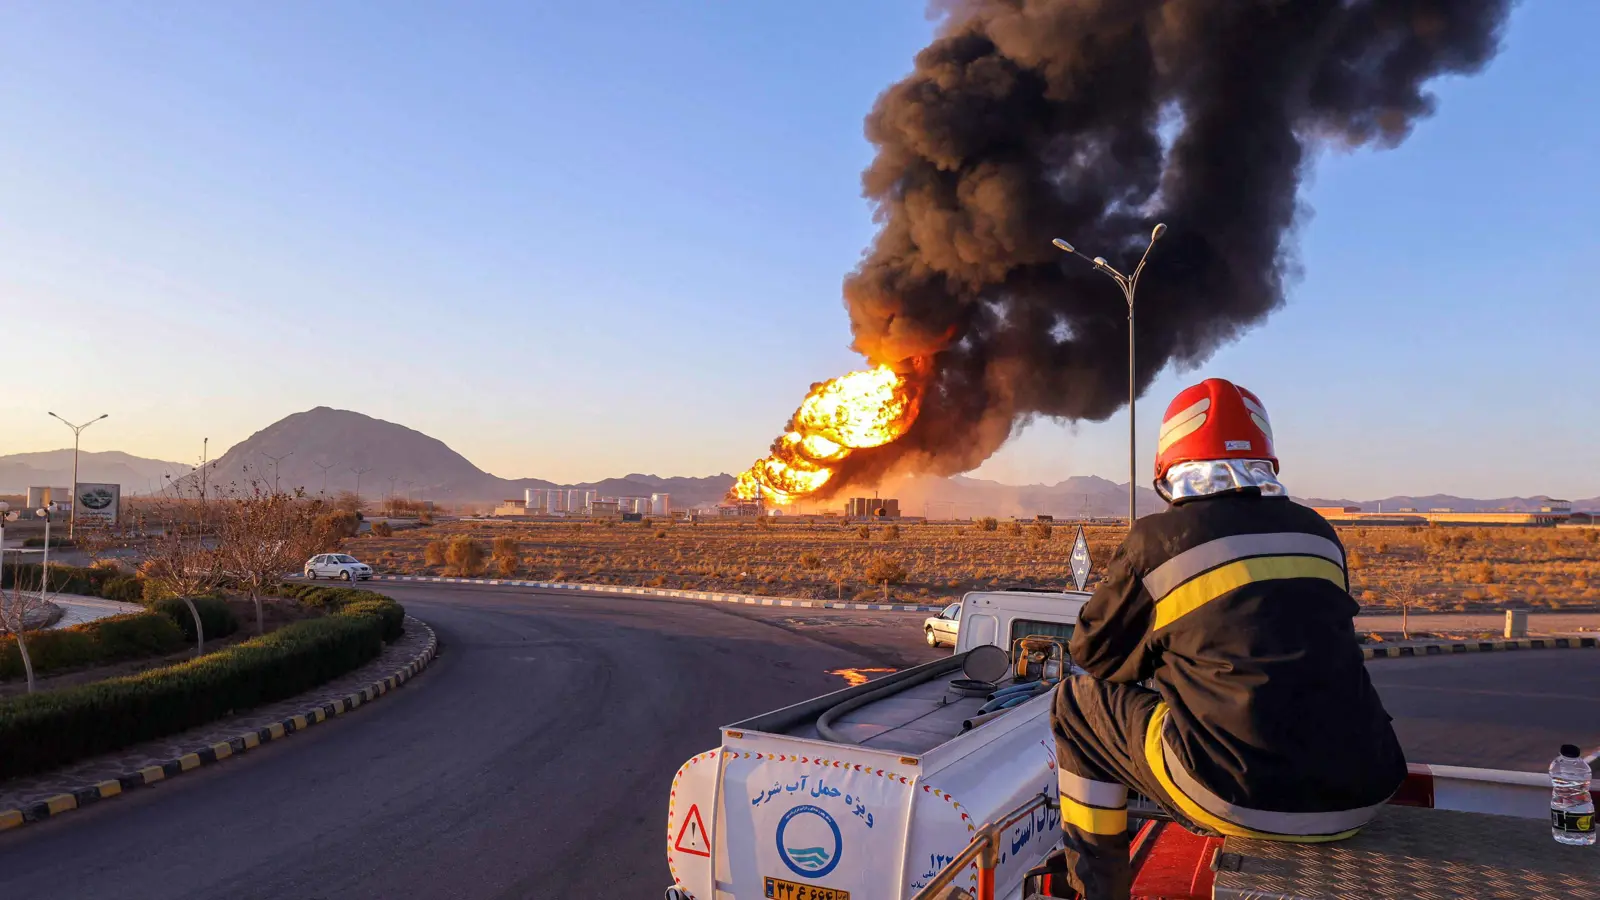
2, 1, 1595, 501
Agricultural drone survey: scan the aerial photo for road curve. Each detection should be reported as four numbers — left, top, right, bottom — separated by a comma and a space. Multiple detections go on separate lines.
0, 582, 1593, 900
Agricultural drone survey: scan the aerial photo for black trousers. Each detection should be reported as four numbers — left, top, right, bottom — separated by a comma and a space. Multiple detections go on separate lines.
1049, 675, 1207, 900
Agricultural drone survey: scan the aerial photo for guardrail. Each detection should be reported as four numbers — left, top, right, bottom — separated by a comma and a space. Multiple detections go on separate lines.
910, 791, 1057, 900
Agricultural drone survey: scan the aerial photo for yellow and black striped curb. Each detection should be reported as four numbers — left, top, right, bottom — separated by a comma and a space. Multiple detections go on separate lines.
1363, 634, 1598, 659
0, 618, 438, 834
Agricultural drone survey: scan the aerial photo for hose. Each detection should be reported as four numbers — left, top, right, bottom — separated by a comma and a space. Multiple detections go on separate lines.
985, 681, 1042, 701
816, 655, 967, 745
977, 681, 1051, 714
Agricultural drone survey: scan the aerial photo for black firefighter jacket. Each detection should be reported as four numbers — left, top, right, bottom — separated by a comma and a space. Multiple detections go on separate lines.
1068, 490, 1407, 819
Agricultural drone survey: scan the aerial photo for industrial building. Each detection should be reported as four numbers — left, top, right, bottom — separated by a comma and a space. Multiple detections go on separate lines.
1312, 500, 1572, 527
846, 497, 901, 518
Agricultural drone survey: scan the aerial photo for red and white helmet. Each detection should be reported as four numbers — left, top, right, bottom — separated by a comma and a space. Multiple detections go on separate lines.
1155, 378, 1277, 483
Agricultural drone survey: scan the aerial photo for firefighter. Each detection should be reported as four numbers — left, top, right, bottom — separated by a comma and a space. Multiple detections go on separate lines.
1041, 377, 1407, 900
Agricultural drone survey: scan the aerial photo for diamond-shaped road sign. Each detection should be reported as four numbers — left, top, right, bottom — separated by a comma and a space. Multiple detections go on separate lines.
1070, 525, 1092, 592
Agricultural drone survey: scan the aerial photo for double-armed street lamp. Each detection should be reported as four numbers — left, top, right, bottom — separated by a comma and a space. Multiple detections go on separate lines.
47, 412, 109, 540
1052, 224, 1166, 526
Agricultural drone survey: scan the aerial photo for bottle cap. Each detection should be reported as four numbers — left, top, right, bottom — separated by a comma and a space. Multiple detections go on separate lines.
1560, 744, 1581, 758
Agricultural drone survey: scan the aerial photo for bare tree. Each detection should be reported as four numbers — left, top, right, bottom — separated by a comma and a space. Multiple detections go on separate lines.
215, 478, 329, 635
140, 508, 226, 658
0, 570, 53, 693
1385, 571, 1424, 641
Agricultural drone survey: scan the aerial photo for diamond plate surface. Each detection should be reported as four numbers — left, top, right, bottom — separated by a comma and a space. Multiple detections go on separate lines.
1211, 805, 1600, 899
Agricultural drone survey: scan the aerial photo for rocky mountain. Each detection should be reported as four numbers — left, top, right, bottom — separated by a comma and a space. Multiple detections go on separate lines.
1295, 494, 1586, 513
0, 450, 191, 494
183, 408, 738, 507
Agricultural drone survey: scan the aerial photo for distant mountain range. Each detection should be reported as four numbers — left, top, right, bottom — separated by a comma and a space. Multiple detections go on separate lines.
4, 406, 1595, 514
0, 450, 191, 495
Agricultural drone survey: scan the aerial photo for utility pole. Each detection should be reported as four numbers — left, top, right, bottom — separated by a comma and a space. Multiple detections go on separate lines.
1053, 224, 1166, 526
387, 475, 400, 514
200, 437, 209, 503
262, 451, 293, 494
47, 412, 109, 540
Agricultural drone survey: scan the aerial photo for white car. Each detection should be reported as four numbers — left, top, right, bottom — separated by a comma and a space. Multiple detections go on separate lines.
304, 553, 373, 581
923, 602, 961, 646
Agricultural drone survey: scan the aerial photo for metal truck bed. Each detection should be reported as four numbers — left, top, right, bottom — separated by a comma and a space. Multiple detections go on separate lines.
783, 669, 1017, 754
1210, 805, 1598, 899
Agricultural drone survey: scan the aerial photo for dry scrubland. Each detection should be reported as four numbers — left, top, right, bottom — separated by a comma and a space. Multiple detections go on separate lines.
357, 519, 1600, 611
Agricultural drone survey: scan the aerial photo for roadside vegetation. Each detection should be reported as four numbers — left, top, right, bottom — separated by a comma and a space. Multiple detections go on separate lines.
352, 519, 1600, 610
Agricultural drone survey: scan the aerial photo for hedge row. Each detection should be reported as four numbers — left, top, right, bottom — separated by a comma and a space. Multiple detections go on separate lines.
1, 561, 115, 596
0, 598, 239, 682
0, 593, 406, 779
274, 584, 404, 642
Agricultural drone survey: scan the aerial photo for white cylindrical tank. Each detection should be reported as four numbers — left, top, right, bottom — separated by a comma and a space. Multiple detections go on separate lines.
549, 489, 567, 513
525, 488, 542, 510
584, 490, 597, 508
652, 493, 671, 516
568, 489, 586, 514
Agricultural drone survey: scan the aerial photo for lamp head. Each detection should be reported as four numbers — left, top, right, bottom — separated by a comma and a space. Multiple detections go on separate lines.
1151, 223, 1167, 241
1051, 238, 1075, 254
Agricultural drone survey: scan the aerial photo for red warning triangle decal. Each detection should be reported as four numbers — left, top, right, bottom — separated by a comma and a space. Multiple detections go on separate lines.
674, 804, 711, 858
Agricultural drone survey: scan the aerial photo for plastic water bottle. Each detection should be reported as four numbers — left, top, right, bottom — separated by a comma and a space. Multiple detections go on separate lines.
1550, 744, 1595, 846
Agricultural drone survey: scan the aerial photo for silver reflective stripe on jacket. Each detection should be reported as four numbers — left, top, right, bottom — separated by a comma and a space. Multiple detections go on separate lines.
1058, 768, 1129, 809
1142, 531, 1346, 600
1160, 738, 1383, 836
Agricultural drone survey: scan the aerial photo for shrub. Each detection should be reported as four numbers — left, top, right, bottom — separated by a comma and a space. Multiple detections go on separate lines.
93, 613, 186, 661
0, 611, 187, 680
1006, 521, 1024, 537
977, 517, 999, 532
856, 525, 872, 540
101, 574, 145, 603
423, 540, 448, 567
21, 536, 74, 549
370, 521, 394, 538
1029, 523, 1053, 540
863, 554, 909, 586
150, 597, 240, 644
799, 552, 822, 569
495, 555, 518, 576
492, 536, 519, 558
883, 524, 901, 540
316, 510, 361, 542
446, 536, 486, 576
0, 592, 404, 779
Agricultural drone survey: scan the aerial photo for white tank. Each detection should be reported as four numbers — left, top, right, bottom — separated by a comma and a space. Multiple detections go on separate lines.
585, 490, 598, 508
568, 489, 585, 514
549, 490, 567, 513
652, 493, 671, 516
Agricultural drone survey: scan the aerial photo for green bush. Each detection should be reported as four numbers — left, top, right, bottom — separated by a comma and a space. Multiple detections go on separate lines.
274, 585, 405, 641
150, 597, 239, 644
93, 614, 186, 661
1, 562, 110, 596
0, 612, 187, 680
101, 574, 146, 603
0, 593, 405, 779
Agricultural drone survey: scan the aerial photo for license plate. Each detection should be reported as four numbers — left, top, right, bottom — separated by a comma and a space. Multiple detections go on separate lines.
764, 875, 850, 900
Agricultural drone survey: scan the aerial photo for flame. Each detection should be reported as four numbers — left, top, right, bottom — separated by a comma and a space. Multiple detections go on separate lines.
826, 667, 897, 687
733, 364, 920, 503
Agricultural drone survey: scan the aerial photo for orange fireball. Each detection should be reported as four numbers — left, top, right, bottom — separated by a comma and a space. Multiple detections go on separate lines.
733, 365, 919, 503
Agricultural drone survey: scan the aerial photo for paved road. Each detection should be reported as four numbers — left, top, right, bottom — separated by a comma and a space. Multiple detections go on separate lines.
0, 581, 1594, 900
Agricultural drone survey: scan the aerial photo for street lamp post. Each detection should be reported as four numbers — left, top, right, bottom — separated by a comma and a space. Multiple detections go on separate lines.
262, 452, 294, 494
313, 459, 337, 496
47, 412, 109, 540
351, 466, 373, 512
1052, 224, 1166, 526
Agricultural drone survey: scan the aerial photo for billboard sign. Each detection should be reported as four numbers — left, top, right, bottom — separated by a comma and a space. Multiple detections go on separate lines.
74, 483, 121, 527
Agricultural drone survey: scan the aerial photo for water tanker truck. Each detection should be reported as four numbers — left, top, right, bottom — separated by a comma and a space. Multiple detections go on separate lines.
664, 590, 1596, 899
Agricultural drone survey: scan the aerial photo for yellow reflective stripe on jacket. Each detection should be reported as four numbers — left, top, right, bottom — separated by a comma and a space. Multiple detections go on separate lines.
1059, 796, 1128, 836
1152, 555, 1347, 632
1141, 704, 1361, 844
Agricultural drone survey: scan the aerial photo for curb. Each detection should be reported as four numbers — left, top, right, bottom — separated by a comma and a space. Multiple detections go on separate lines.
1363, 635, 1598, 659
369, 574, 949, 614
0, 617, 439, 833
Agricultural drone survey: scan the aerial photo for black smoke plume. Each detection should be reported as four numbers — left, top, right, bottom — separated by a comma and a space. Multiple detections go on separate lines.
830, 0, 1512, 492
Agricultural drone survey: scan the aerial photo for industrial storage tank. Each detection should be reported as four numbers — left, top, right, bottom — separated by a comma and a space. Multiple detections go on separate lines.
584, 490, 597, 508
525, 488, 546, 511
567, 489, 585, 514
549, 489, 567, 513
651, 493, 671, 516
